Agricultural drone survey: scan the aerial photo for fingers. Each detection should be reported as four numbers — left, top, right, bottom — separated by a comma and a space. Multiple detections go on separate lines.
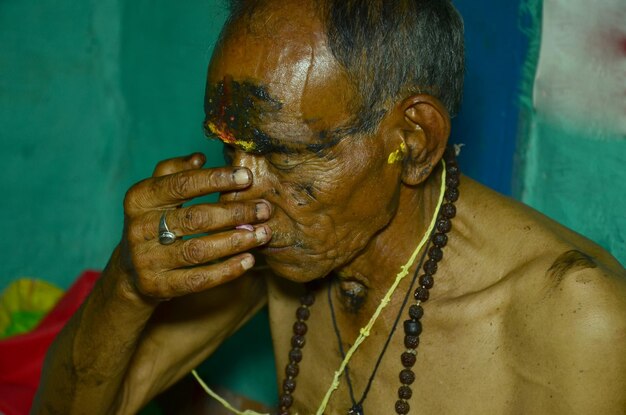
125, 166, 252, 213
136, 254, 256, 298
129, 200, 271, 242
117, 154, 267, 301
152, 153, 206, 177
162, 226, 270, 269
129, 225, 270, 300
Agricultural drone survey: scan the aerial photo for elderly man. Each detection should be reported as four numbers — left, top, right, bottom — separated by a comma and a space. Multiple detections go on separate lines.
33, 0, 626, 414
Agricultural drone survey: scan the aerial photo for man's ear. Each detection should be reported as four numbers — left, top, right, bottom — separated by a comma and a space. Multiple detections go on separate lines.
397, 94, 450, 185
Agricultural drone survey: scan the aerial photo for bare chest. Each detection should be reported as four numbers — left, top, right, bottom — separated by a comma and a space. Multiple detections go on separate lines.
267, 284, 525, 415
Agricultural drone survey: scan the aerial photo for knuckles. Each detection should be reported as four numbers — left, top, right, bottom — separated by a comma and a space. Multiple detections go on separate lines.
123, 179, 149, 214
181, 206, 212, 233
181, 272, 208, 294
207, 169, 230, 188
181, 238, 208, 265
230, 204, 249, 224
165, 173, 193, 200
132, 270, 162, 298
229, 232, 248, 250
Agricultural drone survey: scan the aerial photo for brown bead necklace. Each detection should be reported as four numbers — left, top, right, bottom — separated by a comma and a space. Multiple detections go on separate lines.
329, 241, 430, 415
278, 147, 460, 415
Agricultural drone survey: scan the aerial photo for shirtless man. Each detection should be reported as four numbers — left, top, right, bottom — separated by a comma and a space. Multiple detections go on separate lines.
33, 0, 626, 414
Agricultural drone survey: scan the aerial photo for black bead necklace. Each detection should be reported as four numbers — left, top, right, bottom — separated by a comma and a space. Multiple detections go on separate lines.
278, 148, 460, 415
394, 147, 459, 414
278, 290, 316, 415
329, 240, 430, 415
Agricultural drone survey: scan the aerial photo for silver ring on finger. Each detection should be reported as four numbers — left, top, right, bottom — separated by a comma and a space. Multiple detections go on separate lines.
158, 211, 177, 245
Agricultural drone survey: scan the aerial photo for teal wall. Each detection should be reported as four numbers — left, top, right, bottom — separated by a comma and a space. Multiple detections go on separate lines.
519, 118, 626, 263
1, 0, 227, 290
515, 0, 626, 265
1, 0, 279, 406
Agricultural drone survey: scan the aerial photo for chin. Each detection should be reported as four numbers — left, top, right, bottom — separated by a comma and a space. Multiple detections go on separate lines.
263, 255, 331, 282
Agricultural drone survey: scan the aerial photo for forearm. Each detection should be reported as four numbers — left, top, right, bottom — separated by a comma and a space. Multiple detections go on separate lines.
32, 251, 157, 414
32, 154, 273, 414
118, 273, 268, 413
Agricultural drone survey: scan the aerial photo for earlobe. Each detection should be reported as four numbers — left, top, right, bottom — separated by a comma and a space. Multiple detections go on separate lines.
399, 95, 451, 185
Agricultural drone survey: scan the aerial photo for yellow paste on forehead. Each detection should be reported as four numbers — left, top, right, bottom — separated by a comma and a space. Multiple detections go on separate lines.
206, 120, 257, 152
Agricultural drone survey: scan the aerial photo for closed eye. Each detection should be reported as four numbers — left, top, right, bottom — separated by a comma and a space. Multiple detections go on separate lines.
266, 153, 307, 171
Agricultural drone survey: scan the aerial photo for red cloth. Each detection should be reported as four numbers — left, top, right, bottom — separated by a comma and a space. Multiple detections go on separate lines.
0, 271, 100, 415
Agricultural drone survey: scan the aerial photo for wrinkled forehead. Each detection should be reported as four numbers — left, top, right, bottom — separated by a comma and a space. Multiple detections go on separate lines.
204, 8, 357, 152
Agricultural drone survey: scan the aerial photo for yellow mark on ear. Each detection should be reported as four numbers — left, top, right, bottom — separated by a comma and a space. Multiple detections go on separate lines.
387, 142, 407, 164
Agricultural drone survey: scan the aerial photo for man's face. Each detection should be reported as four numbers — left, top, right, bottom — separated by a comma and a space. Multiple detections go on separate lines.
205, 4, 404, 282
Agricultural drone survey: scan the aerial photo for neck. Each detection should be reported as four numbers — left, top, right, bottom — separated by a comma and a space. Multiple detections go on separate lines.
335, 164, 444, 305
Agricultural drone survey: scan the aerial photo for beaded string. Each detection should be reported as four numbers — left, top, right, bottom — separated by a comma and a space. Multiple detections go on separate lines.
328, 239, 431, 414
314, 161, 447, 415
394, 148, 459, 414
191, 159, 449, 415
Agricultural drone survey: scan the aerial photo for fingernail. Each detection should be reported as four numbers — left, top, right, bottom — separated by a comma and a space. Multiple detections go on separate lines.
241, 255, 255, 270
233, 168, 251, 185
256, 202, 270, 220
191, 153, 206, 167
254, 226, 268, 243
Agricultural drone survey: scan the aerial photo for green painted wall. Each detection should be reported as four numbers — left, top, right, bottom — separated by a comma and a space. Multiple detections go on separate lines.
1, 0, 278, 406
519, 117, 626, 264
516, 0, 626, 265
1, 0, 227, 290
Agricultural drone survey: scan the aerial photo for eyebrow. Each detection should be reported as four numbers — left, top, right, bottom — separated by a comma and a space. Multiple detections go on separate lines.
204, 76, 293, 153
203, 120, 294, 154
204, 76, 348, 155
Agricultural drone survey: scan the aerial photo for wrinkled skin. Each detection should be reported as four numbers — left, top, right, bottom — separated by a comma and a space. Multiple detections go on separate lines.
209, 35, 404, 282
33, 1, 626, 414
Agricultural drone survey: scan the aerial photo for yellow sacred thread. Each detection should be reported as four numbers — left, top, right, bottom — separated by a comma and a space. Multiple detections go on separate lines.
191, 370, 269, 415
315, 160, 446, 415
191, 160, 447, 415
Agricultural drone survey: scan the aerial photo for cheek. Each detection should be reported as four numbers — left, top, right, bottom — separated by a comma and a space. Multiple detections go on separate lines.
264, 140, 401, 248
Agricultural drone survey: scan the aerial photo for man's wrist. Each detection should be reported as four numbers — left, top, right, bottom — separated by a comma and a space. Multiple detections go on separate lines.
102, 246, 161, 312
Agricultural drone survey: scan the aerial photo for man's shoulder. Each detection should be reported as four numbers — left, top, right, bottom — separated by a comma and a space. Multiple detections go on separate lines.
509, 251, 626, 341
467, 174, 626, 412
458, 177, 623, 273
460, 176, 626, 360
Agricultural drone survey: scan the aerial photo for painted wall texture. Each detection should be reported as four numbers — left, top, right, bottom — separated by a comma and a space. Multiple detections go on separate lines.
1, 0, 277, 405
451, 0, 528, 195
1, 0, 228, 290
1, 0, 531, 290
517, 0, 626, 264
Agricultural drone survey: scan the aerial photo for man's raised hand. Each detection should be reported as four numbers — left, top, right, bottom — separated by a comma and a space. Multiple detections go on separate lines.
116, 152, 272, 300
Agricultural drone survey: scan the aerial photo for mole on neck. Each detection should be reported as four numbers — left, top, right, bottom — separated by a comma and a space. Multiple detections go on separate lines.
337, 279, 368, 313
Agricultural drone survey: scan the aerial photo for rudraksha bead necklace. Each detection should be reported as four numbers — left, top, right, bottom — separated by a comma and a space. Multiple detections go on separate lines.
277, 291, 316, 415
278, 147, 460, 415
394, 147, 459, 415
329, 240, 430, 415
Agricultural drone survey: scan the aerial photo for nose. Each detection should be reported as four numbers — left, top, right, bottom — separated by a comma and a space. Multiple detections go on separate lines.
220, 150, 269, 202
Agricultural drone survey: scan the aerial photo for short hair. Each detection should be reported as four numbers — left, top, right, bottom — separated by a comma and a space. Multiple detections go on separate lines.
223, 0, 465, 135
